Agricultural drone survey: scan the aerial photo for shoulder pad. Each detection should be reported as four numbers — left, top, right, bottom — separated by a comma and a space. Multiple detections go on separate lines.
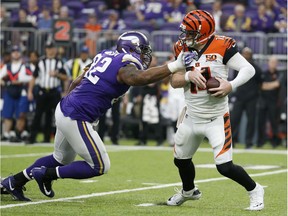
122, 54, 143, 70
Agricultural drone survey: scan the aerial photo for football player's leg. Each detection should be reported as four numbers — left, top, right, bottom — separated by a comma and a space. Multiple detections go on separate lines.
207, 113, 255, 189
54, 112, 110, 179
167, 116, 203, 206
174, 119, 204, 191
207, 113, 264, 210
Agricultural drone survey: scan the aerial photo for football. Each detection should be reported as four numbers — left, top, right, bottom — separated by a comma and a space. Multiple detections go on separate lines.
206, 77, 220, 93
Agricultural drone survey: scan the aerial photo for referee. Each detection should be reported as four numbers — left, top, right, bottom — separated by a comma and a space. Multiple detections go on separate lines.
27, 41, 68, 144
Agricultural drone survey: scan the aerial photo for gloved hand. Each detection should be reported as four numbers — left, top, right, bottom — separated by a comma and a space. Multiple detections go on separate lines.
183, 50, 199, 68
167, 51, 185, 73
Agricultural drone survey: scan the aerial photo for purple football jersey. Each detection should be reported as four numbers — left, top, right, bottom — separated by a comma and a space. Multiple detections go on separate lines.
60, 50, 143, 122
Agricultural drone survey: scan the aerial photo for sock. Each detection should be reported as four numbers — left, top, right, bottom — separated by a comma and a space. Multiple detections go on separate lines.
14, 172, 30, 187
174, 158, 195, 191
25, 154, 63, 178
217, 161, 256, 191
45, 168, 58, 180
58, 161, 100, 179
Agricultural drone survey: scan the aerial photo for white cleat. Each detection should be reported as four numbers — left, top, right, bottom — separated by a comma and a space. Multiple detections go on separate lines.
167, 187, 202, 206
245, 182, 264, 211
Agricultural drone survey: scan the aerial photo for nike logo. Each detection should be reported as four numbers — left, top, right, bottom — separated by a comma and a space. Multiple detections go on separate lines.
43, 184, 51, 195
8, 178, 15, 191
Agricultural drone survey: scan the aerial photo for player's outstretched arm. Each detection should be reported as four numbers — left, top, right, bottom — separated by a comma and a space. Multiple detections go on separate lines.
118, 52, 185, 86
118, 64, 171, 86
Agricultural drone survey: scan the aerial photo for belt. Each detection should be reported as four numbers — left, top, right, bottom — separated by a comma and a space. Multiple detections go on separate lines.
39, 87, 58, 92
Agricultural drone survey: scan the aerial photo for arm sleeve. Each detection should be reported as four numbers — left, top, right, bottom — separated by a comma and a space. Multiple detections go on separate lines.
227, 52, 255, 90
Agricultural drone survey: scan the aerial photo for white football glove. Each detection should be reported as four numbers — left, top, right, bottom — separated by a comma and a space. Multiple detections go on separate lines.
167, 51, 185, 73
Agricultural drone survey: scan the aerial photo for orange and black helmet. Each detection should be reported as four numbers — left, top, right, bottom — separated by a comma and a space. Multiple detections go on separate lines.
179, 10, 215, 47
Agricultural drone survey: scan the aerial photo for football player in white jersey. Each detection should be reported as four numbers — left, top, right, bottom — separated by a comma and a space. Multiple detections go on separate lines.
166, 10, 264, 211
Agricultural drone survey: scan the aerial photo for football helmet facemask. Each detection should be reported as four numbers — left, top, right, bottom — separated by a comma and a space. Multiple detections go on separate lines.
179, 10, 215, 48
116, 31, 152, 70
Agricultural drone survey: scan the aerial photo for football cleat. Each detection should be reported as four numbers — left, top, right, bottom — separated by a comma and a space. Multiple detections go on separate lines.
31, 167, 55, 198
245, 182, 264, 211
167, 187, 202, 206
1, 176, 31, 201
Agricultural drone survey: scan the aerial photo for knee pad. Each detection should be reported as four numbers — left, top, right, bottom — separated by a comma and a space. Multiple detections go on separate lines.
174, 158, 192, 169
216, 161, 233, 176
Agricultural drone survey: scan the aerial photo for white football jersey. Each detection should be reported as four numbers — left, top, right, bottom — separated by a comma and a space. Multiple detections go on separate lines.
178, 35, 238, 121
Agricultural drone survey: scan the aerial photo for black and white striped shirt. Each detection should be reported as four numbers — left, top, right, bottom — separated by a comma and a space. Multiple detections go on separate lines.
34, 57, 66, 89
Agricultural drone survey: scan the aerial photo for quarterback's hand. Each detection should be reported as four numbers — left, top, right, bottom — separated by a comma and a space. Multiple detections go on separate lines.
186, 68, 206, 89
167, 51, 185, 73
210, 77, 232, 98
183, 50, 199, 68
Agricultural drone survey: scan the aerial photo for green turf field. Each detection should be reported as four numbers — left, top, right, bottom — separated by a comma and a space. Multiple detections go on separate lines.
1, 140, 287, 216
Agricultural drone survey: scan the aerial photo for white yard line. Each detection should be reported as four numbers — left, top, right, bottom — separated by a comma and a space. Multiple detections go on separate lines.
1, 145, 287, 159
1, 169, 287, 209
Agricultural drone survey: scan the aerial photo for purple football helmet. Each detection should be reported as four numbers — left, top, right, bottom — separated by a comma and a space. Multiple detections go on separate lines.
116, 31, 152, 70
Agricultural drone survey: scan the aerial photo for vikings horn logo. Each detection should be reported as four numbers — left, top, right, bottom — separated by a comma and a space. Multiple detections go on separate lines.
121, 36, 140, 46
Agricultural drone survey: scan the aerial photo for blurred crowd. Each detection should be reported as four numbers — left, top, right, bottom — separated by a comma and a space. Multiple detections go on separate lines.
0, 0, 287, 55
0, 0, 287, 148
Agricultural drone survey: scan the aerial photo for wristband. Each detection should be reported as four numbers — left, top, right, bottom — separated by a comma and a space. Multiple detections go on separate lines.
184, 72, 190, 82
167, 61, 178, 73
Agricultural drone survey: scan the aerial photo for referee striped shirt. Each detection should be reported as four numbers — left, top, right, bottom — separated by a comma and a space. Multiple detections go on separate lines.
34, 57, 66, 89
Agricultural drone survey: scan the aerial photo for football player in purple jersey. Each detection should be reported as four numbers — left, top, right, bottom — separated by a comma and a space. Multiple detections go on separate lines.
1, 31, 187, 201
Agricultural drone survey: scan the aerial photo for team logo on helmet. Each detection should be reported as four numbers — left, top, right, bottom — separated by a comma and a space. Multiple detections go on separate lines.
121, 36, 140, 47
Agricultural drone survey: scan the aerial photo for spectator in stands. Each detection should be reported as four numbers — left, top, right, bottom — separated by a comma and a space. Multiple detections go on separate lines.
222, 0, 249, 6
13, 8, 35, 52
185, 0, 200, 11
102, 10, 126, 50
102, 10, 126, 31
64, 46, 92, 81
0, 45, 33, 142
0, 5, 10, 27
135, 0, 165, 30
224, 4, 251, 32
26, 0, 41, 27
257, 56, 281, 148
264, 0, 281, 20
84, 13, 102, 57
164, 0, 186, 23
37, 7, 52, 30
105, 0, 130, 18
27, 41, 68, 144
212, 0, 225, 32
274, 7, 287, 33
251, 4, 274, 33
129, 0, 144, 11
229, 47, 263, 149
52, 0, 62, 19
14, 9, 34, 28
1, 5, 11, 51
59, 6, 70, 19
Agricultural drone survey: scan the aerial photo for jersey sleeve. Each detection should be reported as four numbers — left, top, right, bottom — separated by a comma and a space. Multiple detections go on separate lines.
222, 37, 238, 65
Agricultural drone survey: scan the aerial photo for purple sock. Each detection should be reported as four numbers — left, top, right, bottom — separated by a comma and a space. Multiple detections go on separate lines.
58, 161, 101, 179
25, 154, 63, 177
